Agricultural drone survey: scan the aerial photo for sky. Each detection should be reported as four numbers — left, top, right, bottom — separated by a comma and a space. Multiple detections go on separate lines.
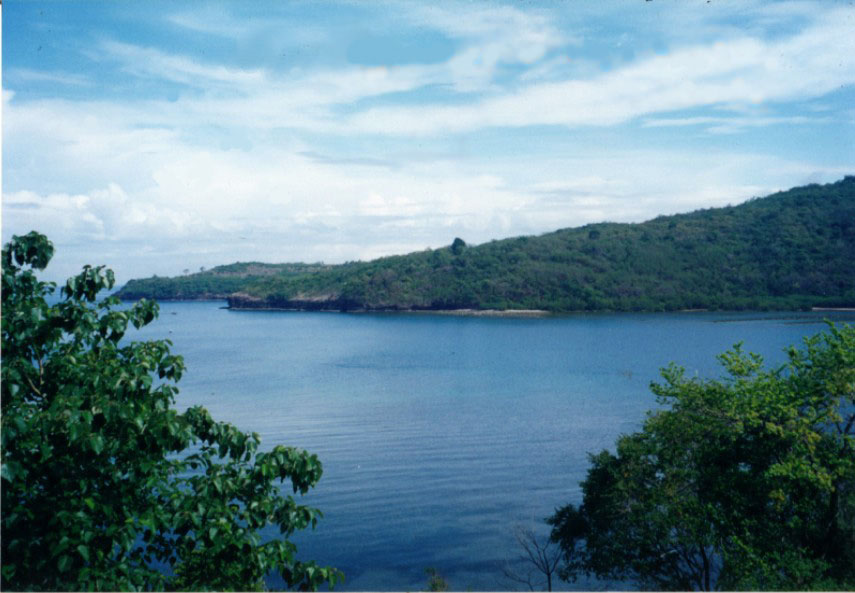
2, 0, 854, 283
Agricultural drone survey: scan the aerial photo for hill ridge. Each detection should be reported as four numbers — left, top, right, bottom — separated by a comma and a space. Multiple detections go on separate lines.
117, 177, 855, 312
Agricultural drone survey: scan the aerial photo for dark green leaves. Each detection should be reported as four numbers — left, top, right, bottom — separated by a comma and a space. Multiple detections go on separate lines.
4, 230, 55, 270
1, 232, 340, 591
62, 264, 115, 302
58, 555, 72, 573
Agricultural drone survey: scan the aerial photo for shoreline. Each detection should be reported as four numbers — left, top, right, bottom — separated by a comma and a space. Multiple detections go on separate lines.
225, 306, 855, 317
226, 306, 552, 317
120, 297, 855, 317
407, 308, 550, 317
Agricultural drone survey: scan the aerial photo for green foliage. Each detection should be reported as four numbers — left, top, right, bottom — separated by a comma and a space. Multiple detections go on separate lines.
423, 567, 449, 592
546, 505, 585, 583
1, 232, 342, 591
550, 324, 855, 590
119, 177, 855, 313
118, 261, 329, 301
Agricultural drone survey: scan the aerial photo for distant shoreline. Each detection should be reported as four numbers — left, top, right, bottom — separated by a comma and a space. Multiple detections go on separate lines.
225, 305, 855, 316
407, 308, 550, 317
121, 296, 855, 316
225, 305, 551, 317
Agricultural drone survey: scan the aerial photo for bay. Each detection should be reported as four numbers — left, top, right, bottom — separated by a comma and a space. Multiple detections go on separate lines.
134, 304, 855, 591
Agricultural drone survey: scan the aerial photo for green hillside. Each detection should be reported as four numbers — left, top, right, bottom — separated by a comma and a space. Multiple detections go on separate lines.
117, 262, 329, 300
117, 177, 855, 312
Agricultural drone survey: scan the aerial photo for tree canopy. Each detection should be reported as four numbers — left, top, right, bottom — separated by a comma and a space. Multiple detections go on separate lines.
550, 324, 855, 590
1, 232, 342, 591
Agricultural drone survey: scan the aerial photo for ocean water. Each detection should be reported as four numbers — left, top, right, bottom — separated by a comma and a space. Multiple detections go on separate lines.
133, 304, 855, 591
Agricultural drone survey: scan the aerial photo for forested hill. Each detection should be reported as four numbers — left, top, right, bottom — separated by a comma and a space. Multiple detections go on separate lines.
117, 177, 855, 312
117, 262, 330, 300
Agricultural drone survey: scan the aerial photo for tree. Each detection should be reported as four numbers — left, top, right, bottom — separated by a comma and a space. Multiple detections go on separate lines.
545, 504, 586, 585
550, 324, 855, 591
501, 524, 564, 591
1, 232, 342, 591
450, 237, 466, 256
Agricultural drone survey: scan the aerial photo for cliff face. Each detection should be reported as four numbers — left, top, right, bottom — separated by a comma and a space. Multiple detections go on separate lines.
226, 292, 360, 311
226, 292, 447, 312
225, 293, 267, 309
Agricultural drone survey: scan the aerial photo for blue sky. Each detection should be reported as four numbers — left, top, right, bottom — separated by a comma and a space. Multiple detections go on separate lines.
3, 0, 854, 282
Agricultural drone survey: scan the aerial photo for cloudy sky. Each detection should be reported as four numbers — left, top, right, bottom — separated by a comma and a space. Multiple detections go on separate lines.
3, 1, 854, 283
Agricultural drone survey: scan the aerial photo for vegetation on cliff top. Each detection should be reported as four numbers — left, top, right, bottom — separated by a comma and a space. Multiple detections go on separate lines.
117, 177, 855, 312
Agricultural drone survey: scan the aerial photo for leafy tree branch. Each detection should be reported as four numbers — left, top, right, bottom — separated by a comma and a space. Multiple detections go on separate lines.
1, 231, 342, 591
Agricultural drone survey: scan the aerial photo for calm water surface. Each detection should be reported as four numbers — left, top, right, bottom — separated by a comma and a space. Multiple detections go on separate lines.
134, 304, 855, 591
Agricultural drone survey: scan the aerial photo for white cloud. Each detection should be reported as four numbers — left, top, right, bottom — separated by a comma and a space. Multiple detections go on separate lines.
166, 7, 251, 39
85, 2, 571, 126
409, 2, 571, 91
344, 7, 855, 135
641, 114, 827, 134
101, 40, 268, 87
3, 184, 193, 243
6, 68, 91, 87
17, 3, 849, 143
